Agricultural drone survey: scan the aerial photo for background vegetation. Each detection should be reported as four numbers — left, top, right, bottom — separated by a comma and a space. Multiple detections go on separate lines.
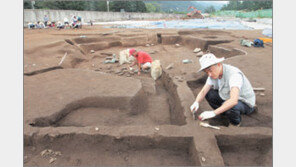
24, 1, 272, 18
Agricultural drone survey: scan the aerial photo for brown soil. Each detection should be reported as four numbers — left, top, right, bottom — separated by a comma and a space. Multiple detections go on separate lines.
24, 24, 272, 166
55, 81, 171, 127
216, 134, 272, 166
25, 134, 195, 166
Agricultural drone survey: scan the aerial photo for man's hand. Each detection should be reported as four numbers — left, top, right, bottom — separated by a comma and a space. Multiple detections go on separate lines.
199, 111, 216, 121
190, 101, 199, 113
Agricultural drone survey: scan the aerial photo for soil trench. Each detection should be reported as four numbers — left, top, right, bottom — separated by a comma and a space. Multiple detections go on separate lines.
24, 134, 196, 166
30, 73, 187, 127
55, 80, 172, 127
216, 134, 272, 166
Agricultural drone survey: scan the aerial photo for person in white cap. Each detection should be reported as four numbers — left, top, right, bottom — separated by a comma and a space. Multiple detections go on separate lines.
190, 53, 257, 126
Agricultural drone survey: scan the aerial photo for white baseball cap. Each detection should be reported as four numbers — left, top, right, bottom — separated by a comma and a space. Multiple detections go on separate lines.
198, 53, 225, 72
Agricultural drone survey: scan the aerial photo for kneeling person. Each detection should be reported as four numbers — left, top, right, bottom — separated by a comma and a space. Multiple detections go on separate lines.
129, 48, 153, 76
190, 53, 256, 126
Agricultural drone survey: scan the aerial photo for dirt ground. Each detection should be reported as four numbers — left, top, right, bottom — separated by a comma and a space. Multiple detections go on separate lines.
24, 24, 272, 166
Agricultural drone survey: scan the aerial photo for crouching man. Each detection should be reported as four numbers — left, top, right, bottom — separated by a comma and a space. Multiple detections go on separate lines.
190, 53, 257, 126
129, 48, 153, 76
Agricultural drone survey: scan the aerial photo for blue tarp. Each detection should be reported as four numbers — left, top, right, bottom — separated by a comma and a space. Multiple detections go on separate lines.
262, 28, 272, 37
104, 19, 255, 30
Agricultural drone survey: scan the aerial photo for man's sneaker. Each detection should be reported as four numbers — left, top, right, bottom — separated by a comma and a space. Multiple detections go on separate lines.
228, 122, 241, 127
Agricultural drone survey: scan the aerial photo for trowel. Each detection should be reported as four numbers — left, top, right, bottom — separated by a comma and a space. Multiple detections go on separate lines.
199, 122, 220, 130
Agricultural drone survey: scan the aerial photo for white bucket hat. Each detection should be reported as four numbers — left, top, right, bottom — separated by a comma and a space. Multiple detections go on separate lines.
198, 53, 225, 72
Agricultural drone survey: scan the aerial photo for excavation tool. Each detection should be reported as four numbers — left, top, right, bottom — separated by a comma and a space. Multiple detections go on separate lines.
58, 52, 68, 66
199, 122, 220, 130
193, 110, 198, 120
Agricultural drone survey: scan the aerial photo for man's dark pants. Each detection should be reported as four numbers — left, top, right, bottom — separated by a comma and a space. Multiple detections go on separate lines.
205, 89, 254, 125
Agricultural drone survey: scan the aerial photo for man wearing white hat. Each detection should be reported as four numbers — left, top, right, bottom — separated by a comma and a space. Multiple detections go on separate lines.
190, 53, 257, 126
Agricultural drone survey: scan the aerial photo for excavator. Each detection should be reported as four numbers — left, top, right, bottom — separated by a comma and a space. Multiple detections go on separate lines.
186, 6, 204, 19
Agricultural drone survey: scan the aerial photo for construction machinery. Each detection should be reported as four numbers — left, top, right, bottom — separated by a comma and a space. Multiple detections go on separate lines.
187, 6, 204, 19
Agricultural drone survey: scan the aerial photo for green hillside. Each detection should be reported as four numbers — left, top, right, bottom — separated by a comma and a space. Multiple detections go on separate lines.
145, 1, 224, 13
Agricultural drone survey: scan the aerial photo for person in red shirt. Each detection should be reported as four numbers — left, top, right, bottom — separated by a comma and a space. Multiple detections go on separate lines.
129, 48, 153, 75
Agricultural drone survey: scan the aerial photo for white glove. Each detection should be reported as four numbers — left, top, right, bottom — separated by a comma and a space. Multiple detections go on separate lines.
199, 111, 216, 121
190, 101, 199, 113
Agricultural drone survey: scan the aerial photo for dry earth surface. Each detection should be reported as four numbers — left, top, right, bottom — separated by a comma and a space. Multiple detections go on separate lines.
24, 24, 272, 166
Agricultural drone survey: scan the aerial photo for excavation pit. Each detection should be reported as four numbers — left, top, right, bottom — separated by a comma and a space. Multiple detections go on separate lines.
29, 74, 186, 127
216, 134, 272, 166
24, 134, 198, 166
53, 82, 173, 127
24, 28, 272, 166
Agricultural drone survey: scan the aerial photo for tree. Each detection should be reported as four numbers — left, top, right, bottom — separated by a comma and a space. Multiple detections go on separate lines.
24, 1, 32, 9
110, 1, 130, 12
205, 5, 216, 13
134, 1, 147, 12
221, 1, 272, 11
145, 3, 156, 13
83, 1, 107, 11
33, 1, 85, 10
25, 0, 148, 12
145, 3, 162, 13
110, 1, 146, 12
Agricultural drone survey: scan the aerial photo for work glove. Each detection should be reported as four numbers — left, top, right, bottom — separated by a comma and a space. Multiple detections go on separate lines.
199, 111, 216, 121
190, 101, 199, 113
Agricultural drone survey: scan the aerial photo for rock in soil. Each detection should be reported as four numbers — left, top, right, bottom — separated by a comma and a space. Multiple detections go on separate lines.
194, 48, 201, 53
196, 51, 204, 57
182, 59, 193, 64
49, 157, 57, 164
201, 156, 206, 162
166, 63, 174, 70
100, 52, 113, 56
41, 149, 53, 157
55, 151, 62, 156
121, 67, 128, 71
106, 65, 112, 70
115, 71, 121, 74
